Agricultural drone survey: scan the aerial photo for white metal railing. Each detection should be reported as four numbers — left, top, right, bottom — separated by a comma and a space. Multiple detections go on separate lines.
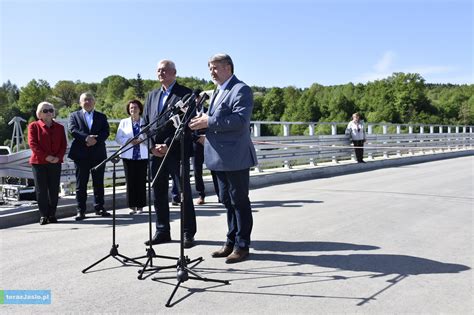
1, 119, 473, 191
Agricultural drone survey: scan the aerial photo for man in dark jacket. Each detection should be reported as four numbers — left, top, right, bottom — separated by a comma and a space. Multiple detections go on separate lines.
68, 92, 111, 220
142, 60, 196, 248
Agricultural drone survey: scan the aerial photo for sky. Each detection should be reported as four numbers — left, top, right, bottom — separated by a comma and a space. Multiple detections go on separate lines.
0, 0, 472, 89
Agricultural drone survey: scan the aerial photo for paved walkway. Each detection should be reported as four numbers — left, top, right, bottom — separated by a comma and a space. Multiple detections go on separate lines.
1, 155, 472, 313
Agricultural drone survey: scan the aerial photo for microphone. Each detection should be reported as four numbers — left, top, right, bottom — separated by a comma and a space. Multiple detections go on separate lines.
196, 92, 210, 112
172, 90, 201, 114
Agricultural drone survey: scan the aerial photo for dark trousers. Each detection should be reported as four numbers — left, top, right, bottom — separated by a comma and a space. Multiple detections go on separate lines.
74, 159, 105, 213
214, 169, 253, 250
123, 158, 147, 209
151, 155, 196, 237
32, 163, 61, 218
170, 169, 181, 202
193, 142, 220, 198
352, 140, 365, 162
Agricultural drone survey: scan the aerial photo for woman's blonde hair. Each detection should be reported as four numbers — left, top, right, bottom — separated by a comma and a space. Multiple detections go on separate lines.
36, 101, 55, 119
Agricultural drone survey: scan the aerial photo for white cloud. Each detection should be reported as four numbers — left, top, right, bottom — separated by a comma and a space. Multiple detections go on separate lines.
373, 51, 396, 73
353, 51, 469, 84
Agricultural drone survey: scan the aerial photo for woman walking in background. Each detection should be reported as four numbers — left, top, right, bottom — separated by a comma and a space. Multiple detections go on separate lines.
346, 112, 366, 163
116, 100, 148, 215
28, 101, 67, 225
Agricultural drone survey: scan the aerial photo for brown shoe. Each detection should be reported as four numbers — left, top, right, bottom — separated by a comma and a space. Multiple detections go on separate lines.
211, 245, 234, 258
196, 197, 205, 205
225, 248, 249, 264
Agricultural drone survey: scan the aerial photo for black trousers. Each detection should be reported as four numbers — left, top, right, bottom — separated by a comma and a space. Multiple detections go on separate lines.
123, 159, 147, 208
32, 163, 61, 218
74, 159, 105, 213
214, 169, 253, 250
151, 155, 196, 238
352, 140, 365, 162
192, 142, 220, 198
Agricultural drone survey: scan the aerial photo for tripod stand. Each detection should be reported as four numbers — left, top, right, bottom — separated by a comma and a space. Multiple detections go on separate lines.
128, 135, 177, 280
151, 95, 229, 307
82, 157, 143, 273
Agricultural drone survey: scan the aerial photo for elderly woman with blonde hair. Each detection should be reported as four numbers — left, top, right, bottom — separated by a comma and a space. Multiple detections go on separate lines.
27, 101, 67, 225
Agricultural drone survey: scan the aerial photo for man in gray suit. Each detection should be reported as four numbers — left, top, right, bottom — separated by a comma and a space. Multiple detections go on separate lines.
189, 53, 257, 263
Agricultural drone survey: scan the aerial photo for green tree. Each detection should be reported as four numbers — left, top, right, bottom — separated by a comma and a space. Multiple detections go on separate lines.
17, 79, 53, 117
53, 80, 78, 108
98, 75, 130, 105
135, 73, 145, 99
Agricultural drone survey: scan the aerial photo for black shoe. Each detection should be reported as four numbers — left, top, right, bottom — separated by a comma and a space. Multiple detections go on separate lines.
75, 211, 86, 221
39, 217, 48, 225
95, 209, 111, 217
184, 237, 195, 249
48, 216, 58, 223
144, 233, 171, 246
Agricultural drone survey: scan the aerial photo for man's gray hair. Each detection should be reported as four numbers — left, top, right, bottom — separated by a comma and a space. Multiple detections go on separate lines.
158, 59, 176, 70
208, 53, 234, 73
79, 92, 95, 102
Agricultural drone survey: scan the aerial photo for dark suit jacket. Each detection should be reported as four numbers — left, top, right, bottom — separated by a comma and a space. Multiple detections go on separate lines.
68, 109, 110, 161
143, 82, 193, 159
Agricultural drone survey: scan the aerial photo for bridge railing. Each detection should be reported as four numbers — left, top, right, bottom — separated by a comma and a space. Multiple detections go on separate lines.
1, 119, 472, 193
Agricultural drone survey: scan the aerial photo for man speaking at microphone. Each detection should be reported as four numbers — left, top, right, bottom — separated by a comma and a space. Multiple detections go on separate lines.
143, 59, 197, 248
189, 53, 257, 263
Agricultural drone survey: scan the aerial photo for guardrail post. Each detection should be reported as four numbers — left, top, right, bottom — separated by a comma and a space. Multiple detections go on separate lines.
429, 125, 435, 153
408, 125, 414, 155
252, 123, 263, 172
454, 126, 460, 150
253, 122, 261, 137
367, 124, 373, 160
438, 126, 444, 152
282, 123, 291, 168
329, 123, 338, 163
447, 126, 452, 151
283, 123, 290, 137
419, 125, 425, 154
463, 126, 467, 149
396, 125, 401, 157
382, 124, 388, 159
308, 123, 315, 136
470, 127, 473, 149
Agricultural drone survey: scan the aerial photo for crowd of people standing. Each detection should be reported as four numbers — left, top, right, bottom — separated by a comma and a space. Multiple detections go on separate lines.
26, 53, 262, 264
26, 53, 367, 264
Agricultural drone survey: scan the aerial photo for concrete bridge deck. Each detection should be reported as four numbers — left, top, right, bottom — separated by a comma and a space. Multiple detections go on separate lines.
0, 154, 472, 313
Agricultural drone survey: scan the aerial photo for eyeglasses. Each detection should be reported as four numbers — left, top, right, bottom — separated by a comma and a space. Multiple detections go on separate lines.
42, 108, 54, 113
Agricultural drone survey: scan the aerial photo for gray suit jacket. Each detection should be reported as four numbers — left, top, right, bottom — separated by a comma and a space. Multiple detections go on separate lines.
204, 75, 257, 171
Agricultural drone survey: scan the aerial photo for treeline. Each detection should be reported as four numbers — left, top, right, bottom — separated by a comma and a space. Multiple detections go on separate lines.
0, 72, 472, 145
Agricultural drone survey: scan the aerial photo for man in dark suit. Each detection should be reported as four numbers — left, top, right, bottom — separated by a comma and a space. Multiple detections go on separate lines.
189, 53, 258, 263
68, 92, 111, 220
143, 59, 196, 248
192, 94, 220, 205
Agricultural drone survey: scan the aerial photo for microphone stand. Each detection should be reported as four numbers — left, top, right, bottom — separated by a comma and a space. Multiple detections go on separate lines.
151, 101, 229, 307
82, 112, 179, 274
82, 154, 143, 273
132, 133, 177, 280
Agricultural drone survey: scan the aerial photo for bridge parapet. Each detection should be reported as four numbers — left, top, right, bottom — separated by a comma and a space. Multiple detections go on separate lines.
1, 119, 472, 195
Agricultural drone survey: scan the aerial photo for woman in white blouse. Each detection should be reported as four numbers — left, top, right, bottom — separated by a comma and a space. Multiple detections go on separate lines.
346, 112, 366, 163
116, 100, 149, 214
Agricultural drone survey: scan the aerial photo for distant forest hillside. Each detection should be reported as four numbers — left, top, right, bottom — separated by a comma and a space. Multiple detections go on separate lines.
0, 72, 472, 145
